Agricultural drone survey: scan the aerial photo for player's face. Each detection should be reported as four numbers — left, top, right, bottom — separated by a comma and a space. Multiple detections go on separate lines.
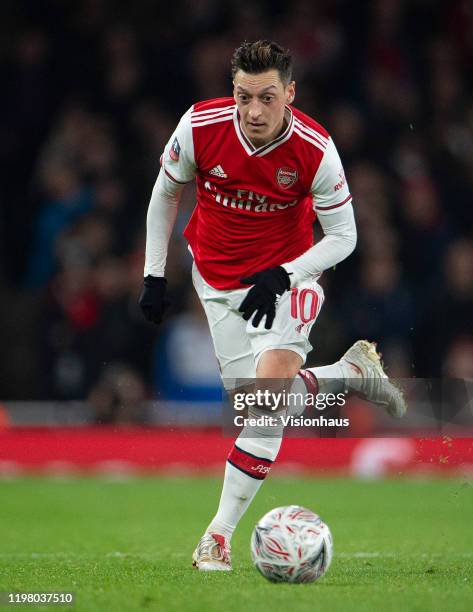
233, 69, 295, 147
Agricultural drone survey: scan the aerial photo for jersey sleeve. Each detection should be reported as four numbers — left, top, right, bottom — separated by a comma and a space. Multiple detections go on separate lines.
160, 106, 197, 184
311, 138, 352, 215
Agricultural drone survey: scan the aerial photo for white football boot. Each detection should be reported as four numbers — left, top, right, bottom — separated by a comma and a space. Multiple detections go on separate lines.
340, 340, 407, 418
192, 533, 232, 571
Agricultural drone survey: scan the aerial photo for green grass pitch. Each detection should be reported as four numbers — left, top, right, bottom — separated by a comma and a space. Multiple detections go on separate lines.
0, 476, 472, 611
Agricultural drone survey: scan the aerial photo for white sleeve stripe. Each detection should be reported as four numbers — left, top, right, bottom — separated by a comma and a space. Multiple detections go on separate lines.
191, 115, 234, 127
191, 104, 235, 117
316, 194, 352, 210
294, 127, 326, 153
191, 108, 234, 122
294, 119, 329, 146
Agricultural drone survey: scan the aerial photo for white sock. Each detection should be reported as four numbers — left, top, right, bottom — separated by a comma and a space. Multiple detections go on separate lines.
307, 361, 359, 394
206, 429, 282, 541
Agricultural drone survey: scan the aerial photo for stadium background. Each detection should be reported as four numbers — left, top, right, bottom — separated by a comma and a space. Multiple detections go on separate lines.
0, 0, 471, 462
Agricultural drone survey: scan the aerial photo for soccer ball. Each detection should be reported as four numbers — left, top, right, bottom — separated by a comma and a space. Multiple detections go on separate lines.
250, 505, 333, 583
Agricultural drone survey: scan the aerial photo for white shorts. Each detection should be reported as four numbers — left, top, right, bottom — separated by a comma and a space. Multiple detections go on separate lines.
192, 263, 325, 386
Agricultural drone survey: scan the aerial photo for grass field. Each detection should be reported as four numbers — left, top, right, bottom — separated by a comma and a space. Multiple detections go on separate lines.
0, 476, 472, 611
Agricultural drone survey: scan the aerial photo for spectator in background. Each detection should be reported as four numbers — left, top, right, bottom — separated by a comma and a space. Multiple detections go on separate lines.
341, 254, 414, 364
416, 238, 473, 377
399, 176, 452, 289
25, 163, 94, 289
88, 363, 149, 424
40, 254, 98, 399
89, 255, 154, 382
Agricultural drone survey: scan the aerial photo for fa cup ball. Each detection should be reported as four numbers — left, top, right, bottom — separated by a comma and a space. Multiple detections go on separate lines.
250, 505, 333, 583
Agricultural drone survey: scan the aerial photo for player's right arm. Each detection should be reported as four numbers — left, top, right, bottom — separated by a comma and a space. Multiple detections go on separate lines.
139, 108, 196, 324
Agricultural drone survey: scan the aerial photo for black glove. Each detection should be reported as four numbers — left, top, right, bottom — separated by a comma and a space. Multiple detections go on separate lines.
138, 276, 169, 324
239, 266, 291, 329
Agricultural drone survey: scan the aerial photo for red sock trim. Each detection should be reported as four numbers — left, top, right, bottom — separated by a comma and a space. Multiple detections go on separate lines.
227, 445, 273, 480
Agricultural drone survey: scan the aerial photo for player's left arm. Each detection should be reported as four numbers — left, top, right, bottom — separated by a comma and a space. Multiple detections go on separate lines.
281, 137, 357, 286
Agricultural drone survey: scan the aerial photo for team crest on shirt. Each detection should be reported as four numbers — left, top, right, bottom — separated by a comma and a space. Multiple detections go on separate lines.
276, 167, 298, 190
169, 137, 181, 161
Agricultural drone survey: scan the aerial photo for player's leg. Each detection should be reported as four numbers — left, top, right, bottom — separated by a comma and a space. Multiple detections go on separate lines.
247, 279, 325, 419
191, 264, 256, 570
195, 349, 303, 571
213, 349, 302, 536
204, 283, 325, 554
229, 348, 303, 498
254, 281, 407, 418
192, 268, 311, 570
301, 343, 407, 418
191, 262, 255, 383
192, 272, 405, 571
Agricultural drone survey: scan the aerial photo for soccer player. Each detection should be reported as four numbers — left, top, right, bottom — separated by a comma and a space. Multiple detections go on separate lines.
139, 40, 405, 571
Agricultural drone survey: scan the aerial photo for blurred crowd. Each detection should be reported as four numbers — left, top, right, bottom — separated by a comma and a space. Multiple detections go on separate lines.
0, 0, 471, 411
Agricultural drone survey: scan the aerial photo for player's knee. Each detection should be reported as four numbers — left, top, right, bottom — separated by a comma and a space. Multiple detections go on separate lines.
256, 349, 302, 379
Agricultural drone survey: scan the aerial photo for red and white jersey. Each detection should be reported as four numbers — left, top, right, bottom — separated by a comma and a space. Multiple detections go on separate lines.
160, 97, 352, 290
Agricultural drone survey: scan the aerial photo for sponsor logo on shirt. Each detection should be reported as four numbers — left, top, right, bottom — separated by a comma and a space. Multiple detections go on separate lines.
276, 167, 298, 190
169, 137, 181, 161
209, 165, 228, 178
204, 180, 298, 212
334, 170, 346, 191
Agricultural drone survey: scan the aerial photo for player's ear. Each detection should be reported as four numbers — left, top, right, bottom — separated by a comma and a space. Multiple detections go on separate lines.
286, 81, 296, 105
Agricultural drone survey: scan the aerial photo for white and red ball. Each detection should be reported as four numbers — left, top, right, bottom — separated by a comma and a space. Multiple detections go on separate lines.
250, 505, 333, 583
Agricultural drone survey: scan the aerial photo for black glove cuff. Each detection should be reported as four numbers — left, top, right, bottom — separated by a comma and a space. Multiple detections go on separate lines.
143, 275, 167, 288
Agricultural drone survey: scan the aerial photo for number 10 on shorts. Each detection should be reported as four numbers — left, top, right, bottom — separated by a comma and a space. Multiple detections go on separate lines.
290, 287, 323, 323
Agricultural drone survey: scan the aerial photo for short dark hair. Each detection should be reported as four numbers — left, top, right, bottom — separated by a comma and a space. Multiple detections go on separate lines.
231, 40, 293, 86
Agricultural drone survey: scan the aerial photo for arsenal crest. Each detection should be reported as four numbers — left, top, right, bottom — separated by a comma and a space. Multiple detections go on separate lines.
276, 167, 298, 190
